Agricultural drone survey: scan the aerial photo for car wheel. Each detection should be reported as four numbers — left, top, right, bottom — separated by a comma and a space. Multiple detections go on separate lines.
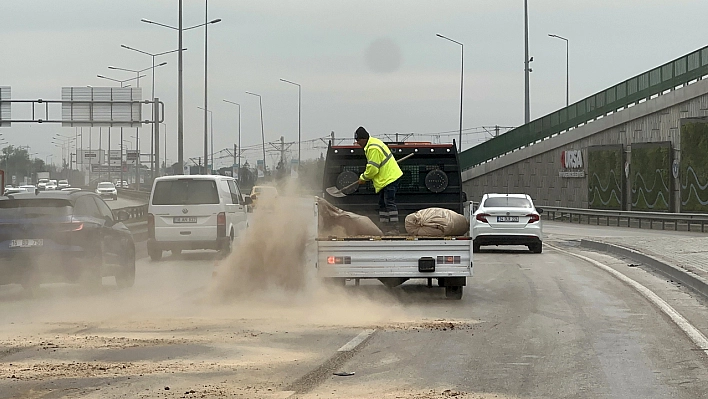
530, 242, 543, 254
445, 285, 463, 300
115, 245, 136, 288
219, 230, 234, 258
148, 243, 163, 261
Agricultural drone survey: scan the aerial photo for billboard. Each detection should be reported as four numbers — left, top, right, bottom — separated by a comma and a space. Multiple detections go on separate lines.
108, 149, 122, 166
0, 87, 9, 127
78, 149, 104, 165
61, 87, 142, 127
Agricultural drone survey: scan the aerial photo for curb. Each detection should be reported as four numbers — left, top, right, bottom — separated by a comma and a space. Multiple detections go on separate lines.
580, 239, 708, 301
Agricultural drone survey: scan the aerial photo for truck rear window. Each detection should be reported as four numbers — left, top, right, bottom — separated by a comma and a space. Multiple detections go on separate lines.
152, 180, 219, 205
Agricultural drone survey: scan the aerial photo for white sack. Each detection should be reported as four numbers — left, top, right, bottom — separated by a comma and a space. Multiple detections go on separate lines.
316, 197, 383, 237
405, 207, 469, 237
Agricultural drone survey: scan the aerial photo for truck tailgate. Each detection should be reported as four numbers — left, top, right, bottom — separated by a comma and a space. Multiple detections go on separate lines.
317, 239, 472, 278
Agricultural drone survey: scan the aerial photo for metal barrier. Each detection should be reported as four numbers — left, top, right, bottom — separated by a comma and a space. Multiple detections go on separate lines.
116, 188, 150, 202
542, 206, 708, 232
112, 204, 148, 222
460, 44, 708, 169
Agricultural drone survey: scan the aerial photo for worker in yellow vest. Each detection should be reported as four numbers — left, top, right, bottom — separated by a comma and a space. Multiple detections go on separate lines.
355, 126, 404, 235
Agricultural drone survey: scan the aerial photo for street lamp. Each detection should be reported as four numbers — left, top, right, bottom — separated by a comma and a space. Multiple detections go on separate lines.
436, 33, 464, 152
196, 106, 213, 174
141, 3, 222, 175
223, 99, 241, 176
245, 91, 266, 177
548, 34, 569, 107
96, 74, 145, 87
120, 45, 185, 180
108, 62, 167, 183
279, 79, 301, 167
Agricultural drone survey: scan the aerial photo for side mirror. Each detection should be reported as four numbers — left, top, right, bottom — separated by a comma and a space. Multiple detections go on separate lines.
244, 196, 253, 205
115, 210, 130, 222
536, 207, 543, 214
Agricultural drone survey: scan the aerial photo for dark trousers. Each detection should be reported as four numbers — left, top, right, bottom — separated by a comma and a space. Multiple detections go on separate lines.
378, 179, 400, 228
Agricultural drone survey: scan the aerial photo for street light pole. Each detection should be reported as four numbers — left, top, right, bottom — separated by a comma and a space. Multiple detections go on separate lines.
197, 107, 213, 174
524, 0, 531, 124
119, 45, 184, 179
279, 79, 301, 167
436, 34, 464, 152
223, 99, 241, 177
203, 0, 209, 175
245, 92, 266, 177
548, 34, 569, 107
141, 9, 221, 175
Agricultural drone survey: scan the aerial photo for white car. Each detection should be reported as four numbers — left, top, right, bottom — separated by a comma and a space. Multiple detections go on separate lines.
18, 185, 37, 193
96, 182, 118, 200
471, 193, 543, 253
147, 175, 250, 260
45, 180, 58, 191
37, 179, 49, 190
58, 180, 70, 189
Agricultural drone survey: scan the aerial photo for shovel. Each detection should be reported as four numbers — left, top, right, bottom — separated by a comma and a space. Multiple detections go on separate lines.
325, 153, 414, 198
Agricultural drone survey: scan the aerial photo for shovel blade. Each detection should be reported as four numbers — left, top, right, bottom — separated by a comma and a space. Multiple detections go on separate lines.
326, 186, 347, 198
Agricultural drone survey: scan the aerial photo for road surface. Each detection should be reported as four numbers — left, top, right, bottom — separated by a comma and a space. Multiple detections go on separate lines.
0, 220, 707, 398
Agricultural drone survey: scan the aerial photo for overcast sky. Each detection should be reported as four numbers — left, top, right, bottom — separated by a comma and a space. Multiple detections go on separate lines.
2, 0, 707, 169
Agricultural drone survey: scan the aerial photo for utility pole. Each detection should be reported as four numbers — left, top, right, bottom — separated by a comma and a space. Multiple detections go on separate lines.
495, 125, 500, 137
280, 136, 285, 166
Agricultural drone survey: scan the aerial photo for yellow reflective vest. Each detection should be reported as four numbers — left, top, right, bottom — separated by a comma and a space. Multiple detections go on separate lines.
359, 137, 403, 193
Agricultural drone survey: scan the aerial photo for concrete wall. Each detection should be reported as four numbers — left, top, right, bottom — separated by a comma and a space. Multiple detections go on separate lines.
462, 78, 708, 209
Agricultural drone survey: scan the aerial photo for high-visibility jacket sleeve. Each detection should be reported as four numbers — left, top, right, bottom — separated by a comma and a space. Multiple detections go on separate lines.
360, 146, 386, 181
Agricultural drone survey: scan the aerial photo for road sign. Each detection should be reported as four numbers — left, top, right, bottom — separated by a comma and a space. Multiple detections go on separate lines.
109, 149, 122, 166
91, 165, 122, 173
78, 149, 104, 165
61, 87, 142, 127
0, 87, 10, 127
125, 150, 138, 165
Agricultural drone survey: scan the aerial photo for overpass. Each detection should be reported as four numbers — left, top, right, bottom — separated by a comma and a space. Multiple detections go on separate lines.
461, 44, 708, 213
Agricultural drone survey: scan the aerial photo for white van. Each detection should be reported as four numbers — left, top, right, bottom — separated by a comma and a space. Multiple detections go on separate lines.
147, 175, 251, 260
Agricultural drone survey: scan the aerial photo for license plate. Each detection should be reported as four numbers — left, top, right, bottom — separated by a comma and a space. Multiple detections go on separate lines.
497, 216, 519, 222
10, 239, 44, 248
173, 217, 197, 224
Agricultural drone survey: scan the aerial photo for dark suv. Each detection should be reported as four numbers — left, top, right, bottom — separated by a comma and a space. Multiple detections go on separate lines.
0, 191, 135, 291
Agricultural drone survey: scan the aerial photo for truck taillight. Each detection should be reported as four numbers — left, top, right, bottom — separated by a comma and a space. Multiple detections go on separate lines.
147, 213, 155, 239
526, 213, 540, 223
217, 212, 226, 237
475, 213, 490, 223
327, 256, 351, 264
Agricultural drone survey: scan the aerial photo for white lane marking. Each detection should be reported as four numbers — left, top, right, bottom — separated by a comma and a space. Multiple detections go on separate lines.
338, 329, 376, 352
550, 244, 708, 358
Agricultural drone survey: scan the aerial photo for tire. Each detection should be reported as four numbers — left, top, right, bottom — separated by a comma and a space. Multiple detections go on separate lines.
473, 242, 481, 253
115, 245, 136, 288
445, 285, 463, 300
530, 242, 543, 254
219, 230, 234, 258
148, 243, 163, 261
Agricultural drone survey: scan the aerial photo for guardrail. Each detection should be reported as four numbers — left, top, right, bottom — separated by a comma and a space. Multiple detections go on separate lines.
117, 188, 150, 202
541, 206, 708, 233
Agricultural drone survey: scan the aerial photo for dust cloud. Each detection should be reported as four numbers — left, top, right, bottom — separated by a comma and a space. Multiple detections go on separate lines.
207, 180, 430, 328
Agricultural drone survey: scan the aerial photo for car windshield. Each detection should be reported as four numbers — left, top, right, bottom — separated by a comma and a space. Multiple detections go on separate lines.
59, 180, 68, 184
483, 197, 533, 208
152, 179, 219, 205
0, 199, 73, 220
98, 183, 114, 188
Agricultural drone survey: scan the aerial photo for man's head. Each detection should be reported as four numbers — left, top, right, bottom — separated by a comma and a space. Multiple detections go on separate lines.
354, 126, 369, 148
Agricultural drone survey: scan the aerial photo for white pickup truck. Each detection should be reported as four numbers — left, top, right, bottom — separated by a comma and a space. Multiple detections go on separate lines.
314, 141, 473, 299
